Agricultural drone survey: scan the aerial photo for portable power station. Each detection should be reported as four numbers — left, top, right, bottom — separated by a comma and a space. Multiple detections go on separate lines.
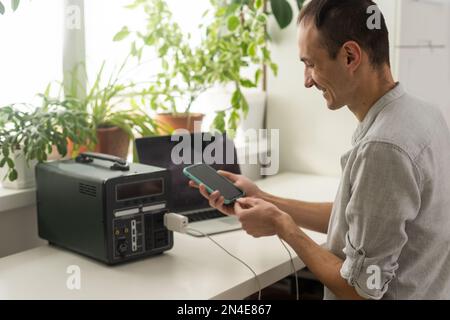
36, 152, 173, 264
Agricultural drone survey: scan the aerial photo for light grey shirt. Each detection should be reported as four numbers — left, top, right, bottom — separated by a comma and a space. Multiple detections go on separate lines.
325, 83, 450, 300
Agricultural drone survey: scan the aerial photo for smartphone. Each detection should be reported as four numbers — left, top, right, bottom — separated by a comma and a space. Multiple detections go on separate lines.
183, 163, 245, 204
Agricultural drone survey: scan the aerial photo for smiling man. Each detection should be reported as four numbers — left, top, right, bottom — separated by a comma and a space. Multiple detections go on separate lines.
189, 0, 450, 299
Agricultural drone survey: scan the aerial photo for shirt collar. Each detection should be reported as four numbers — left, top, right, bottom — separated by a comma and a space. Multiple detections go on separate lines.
352, 82, 405, 145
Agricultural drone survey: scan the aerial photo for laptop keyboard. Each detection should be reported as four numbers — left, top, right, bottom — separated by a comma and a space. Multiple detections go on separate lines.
186, 210, 224, 223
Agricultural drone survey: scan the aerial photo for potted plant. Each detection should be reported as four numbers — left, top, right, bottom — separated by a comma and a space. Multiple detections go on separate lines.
56, 60, 159, 159
113, 0, 278, 135
0, 100, 94, 189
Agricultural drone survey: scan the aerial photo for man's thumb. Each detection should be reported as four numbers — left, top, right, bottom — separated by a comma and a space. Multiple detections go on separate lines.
236, 197, 258, 207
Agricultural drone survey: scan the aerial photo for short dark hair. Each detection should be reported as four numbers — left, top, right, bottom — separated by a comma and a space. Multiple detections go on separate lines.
298, 0, 390, 67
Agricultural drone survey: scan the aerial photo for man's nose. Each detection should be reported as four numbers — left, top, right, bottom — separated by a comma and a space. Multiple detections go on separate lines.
304, 69, 314, 88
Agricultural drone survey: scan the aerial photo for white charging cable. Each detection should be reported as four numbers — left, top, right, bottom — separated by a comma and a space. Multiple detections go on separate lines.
278, 237, 299, 300
164, 212, 262, 300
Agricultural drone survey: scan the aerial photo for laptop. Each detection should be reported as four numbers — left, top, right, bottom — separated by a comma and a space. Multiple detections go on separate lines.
135, 132, 242, 237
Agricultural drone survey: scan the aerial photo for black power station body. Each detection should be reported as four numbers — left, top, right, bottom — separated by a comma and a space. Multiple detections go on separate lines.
36, 152, 173, 265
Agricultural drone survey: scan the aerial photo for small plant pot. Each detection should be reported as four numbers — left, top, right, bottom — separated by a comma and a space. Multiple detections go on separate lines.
0, 151, 37, 189
155, 113, 204, 134
95, 126, 130, 160
47, 138, 73, 161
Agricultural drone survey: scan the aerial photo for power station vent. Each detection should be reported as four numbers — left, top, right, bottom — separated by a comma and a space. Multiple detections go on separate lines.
79, 183, 97, 197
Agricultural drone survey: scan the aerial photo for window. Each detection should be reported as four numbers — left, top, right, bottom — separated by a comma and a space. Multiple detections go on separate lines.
84, 0, 211, 87
0, 0, 64, 106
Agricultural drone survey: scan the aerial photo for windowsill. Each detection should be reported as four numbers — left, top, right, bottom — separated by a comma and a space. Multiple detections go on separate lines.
0, 138, 268, 213
0, 186, 36, 213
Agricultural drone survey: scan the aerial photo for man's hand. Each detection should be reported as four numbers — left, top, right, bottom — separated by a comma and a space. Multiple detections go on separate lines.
234, 197, 294, 238
188, 170, 263, 216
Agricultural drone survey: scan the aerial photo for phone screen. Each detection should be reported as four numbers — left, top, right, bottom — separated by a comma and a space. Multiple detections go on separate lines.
186, 164, 243, 200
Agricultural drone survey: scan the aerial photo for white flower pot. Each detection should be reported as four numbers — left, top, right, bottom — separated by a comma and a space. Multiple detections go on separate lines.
235, 89, 267, 142
0, 151, 37, 189
196, 86, 267, 136
195, 87, 267, 181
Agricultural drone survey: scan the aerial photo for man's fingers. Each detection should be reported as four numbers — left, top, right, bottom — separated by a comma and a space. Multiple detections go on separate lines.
221, 205, 235, 216
189, 180, 199, 189
234, 201, 244, 215
216, 196, 225, 208
234, 201, 251, 216
207, 189, 221, 208
197, 183, 236, 216
198, 184, 210, 199
236, 197, 259, 207
198, 184, 220, 207
217, 170, 239, 182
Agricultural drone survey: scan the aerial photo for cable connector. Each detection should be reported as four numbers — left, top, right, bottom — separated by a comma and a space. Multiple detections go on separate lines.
164, 212, 189, 233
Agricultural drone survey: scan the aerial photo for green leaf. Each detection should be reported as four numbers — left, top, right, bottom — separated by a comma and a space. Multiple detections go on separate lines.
256, 14, 267, 24
6, 157, 14, 168
231, 90, 241, 109
212, 111, 226, 133
0, 157, 6, 168
162, 60, 169, 70
270, 63, 278, 76
130, 42, 138, 56
227, 16, 240, 32
8, 169, 18, 181
215, 7, 226, 17
270, 0, 293, 29
225, 3, 240, 16
254, 69, 262, 85
11, 0, 19, 11
247, 42, 256, 57
113, 26, 130, 41
240, 79, 255, 88
144, 35, 155, 45
262, 47, 270, 60
255, 0, 263, 10
2, 145, 9, 157
0, 2, 5, 14
296, 0, 306, 10
229, 110, 239, 132
241, 96, 249, 117
158, 44, 169, 56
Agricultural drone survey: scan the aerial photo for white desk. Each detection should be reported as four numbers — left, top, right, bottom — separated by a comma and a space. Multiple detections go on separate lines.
0, 172, 340, 299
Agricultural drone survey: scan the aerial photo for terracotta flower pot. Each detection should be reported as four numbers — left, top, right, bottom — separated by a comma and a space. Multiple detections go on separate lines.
155, 113, 204, 134
94, 126, 130, 160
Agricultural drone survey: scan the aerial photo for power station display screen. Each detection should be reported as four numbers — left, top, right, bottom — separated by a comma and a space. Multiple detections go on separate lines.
116, 179, 163, 201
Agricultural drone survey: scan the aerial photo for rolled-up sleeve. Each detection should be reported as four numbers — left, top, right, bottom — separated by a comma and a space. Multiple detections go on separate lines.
340, 141, 421, 299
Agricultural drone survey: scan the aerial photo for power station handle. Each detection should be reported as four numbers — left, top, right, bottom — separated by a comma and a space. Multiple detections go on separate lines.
75, 152, 130, 171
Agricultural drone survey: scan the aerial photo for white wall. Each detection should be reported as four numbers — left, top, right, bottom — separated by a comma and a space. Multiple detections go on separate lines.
265, 0, 441, 177
266, 1, 357, 177
394, 0, 450, 125
0, 206, 46, 258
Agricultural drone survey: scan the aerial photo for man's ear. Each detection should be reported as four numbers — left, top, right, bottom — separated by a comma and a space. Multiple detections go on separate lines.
342, 41, 362, 72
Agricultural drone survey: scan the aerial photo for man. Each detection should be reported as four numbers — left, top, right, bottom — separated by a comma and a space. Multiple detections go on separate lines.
189, 0, 450, 299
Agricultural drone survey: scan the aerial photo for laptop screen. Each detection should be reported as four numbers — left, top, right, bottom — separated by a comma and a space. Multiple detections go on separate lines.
135, 132, 241, 212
